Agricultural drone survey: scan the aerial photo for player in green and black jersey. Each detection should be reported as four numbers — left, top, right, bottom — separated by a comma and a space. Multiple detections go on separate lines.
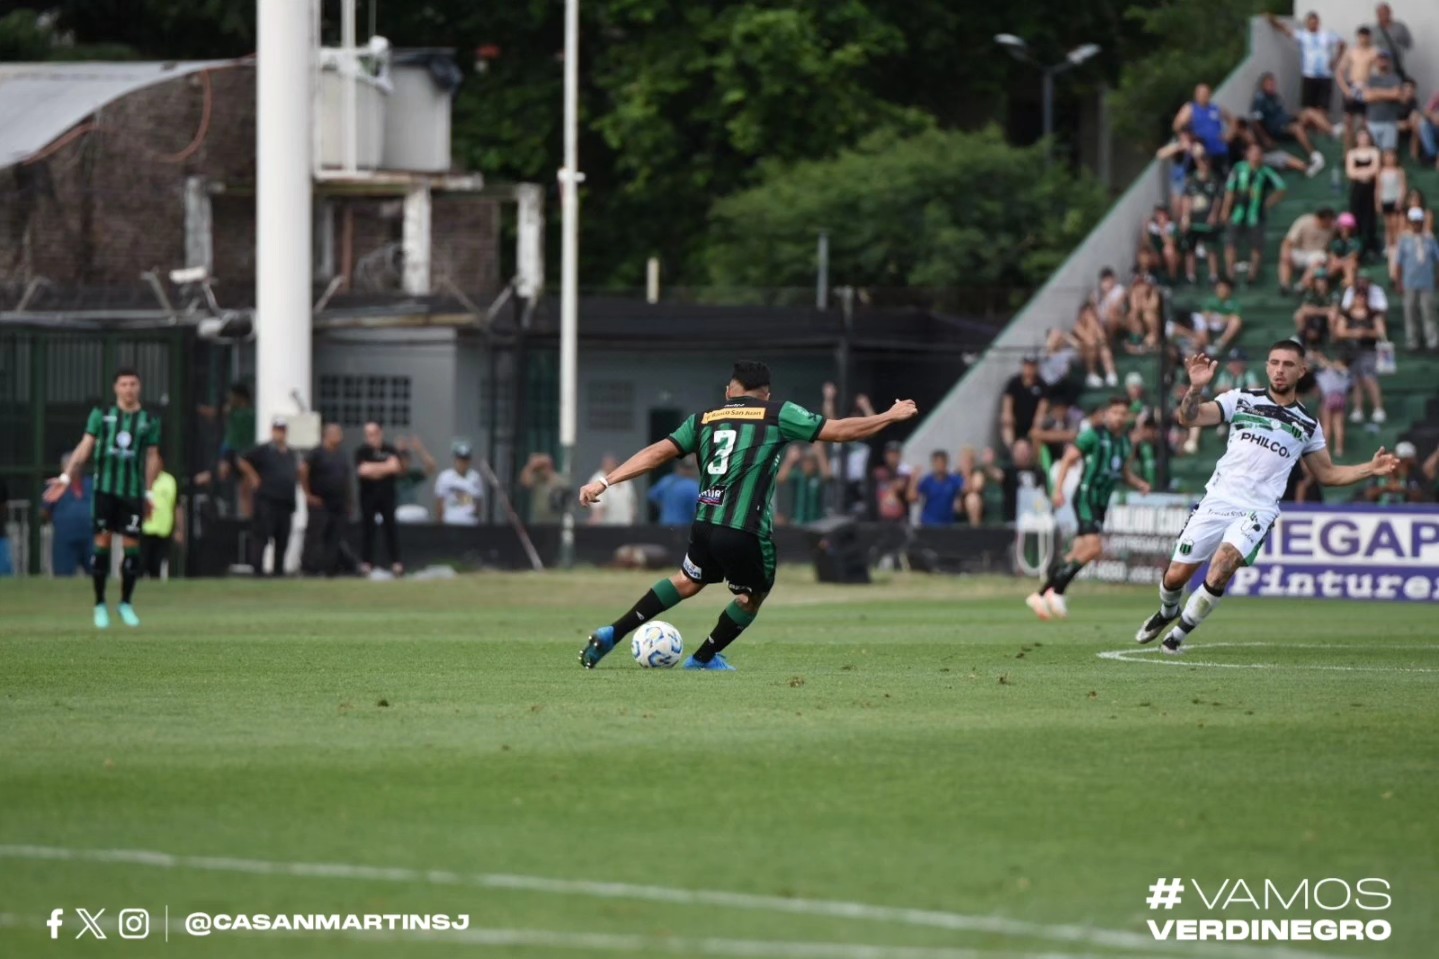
43, 368, 162, 629
1025, 397, 1149, 621
577, 360, 917, 670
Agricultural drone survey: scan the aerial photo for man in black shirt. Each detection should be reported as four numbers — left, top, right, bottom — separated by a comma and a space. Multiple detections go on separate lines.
999, 355, 1049, 451
238, 417, 299, 576
355, 421, 404, 576
300, 423, 351, 576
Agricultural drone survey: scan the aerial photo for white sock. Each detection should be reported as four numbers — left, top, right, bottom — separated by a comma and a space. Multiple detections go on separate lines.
1159, 584, 1183, 618
1170, 582, 1224, 641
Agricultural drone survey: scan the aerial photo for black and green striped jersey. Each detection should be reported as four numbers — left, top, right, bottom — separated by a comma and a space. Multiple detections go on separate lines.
667, 398, 826, 537
85, 405, 161, 498
1074, 426, 1132, 513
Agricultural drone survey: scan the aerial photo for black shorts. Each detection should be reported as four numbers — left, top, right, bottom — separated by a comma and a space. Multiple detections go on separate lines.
1344, 97, 1367, 117
681, 521, 776, 595
1074, 488, 1110, 538
1300, 76, 1332, 111
93, 491, 144, 538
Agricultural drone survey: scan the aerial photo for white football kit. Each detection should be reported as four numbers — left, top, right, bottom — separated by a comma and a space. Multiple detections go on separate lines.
1173, 388, 1326, 564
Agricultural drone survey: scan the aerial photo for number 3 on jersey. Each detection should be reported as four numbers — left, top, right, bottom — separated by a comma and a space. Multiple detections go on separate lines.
707, 428, 737, 476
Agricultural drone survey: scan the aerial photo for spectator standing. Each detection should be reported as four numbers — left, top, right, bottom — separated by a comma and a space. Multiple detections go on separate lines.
1346, 127, 1383, 255
954, 447, 986, 525
871, 441, 911, 522
1314, 356, 1352, 457
141, 452, 180, 578
586, 454, 637, 526
43, 454, 94, 576
0, 474, 9, 577
1391, 206, 1439, 350
1404, 187, 1435, 233
519, 453, 570, 524
355, 421, 404, 576
910, 451, 964, 528
1173, 84, 1231, 172
393, 435, 437, 511
999, 355, 1048, 451
1266, 12, 1345, 116
300, 423, 351, 577
1335, 298, 1388, 424
1223, 143, 1287, 282
1366, 4, 1412, 81
1363, 52, 1406, 152
1180, 148, 1224, 283
1030, 400, 1082, 472
238, 417, 298, 577
435, 443, 485, 526
648, 460, 699, 526
1143, 205, 1181, 281
1279, 207, 1337, 294
1418, 88, 1439, 168
1336, 28, 1383, 149
777, 444, 830, 526
217, 382, 255, 518
1157, 130, 1201, 214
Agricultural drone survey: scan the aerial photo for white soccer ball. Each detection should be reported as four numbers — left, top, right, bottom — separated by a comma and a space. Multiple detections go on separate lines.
631, 621, 684, 669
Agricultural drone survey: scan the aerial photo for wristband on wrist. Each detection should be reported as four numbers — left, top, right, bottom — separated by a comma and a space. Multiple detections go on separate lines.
599, 476, 612, 489
57, 473, 71, 488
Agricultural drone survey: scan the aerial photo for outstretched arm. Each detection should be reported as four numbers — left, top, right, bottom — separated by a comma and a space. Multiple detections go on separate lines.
816, 399, 918, 443
578, 440, 679, 506
1051, 445, 1081, 508
1304, 446, 1399, 488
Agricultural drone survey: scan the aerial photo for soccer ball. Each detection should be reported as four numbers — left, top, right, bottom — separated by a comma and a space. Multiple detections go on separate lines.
631, 621, 684, 669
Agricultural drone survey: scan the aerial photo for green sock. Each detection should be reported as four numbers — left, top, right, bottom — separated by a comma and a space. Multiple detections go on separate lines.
608, 578, 683, 638
92, 548, 111, 604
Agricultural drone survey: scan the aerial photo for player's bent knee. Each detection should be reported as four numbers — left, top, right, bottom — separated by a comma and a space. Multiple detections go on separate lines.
735, 591, 766, 614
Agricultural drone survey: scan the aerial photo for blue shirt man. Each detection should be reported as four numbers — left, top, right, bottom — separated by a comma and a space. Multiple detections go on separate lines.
44, 472, 94, 576
914, 451, 964, 527
648, 467, 700, 526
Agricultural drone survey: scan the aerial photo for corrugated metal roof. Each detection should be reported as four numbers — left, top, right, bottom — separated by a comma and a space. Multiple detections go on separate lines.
0, 60, 240, 168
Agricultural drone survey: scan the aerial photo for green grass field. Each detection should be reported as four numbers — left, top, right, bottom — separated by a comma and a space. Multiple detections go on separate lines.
2, 570, 1436, 959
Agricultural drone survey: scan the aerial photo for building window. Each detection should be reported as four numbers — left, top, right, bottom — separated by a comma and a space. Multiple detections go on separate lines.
320, 374, 411, 427
587, 380, 634, 432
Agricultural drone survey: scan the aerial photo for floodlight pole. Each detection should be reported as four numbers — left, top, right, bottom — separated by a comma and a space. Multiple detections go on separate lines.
558, 0, 580, 568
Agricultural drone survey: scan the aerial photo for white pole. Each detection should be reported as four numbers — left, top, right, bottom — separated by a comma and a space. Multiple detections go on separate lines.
256, 0, 314, 446
341, 0, 357, 172
558, 0, 580, 568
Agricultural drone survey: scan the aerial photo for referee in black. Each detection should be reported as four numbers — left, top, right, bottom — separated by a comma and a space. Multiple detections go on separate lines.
238, 417, 298, 576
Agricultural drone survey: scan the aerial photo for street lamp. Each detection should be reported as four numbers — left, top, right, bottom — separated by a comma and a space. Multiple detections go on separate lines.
994, 34, 1101, 150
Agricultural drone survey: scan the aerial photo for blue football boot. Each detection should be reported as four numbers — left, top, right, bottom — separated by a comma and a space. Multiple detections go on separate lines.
579, 626, 616, 669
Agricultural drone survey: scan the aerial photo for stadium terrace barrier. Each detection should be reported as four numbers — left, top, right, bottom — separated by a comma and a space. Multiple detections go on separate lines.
904, 18, 1298, 464
188, 520, 1016, 578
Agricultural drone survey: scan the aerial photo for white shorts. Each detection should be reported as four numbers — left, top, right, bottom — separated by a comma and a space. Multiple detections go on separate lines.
1171, 499, 1279, 565
1289, 249, 1326, 269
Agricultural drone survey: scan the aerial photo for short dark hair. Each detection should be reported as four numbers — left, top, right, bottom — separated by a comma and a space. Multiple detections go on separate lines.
1316, 207, 1336, 220
931, 449, 949, 460
113, 367, 139, 382
1357, 26, 1372, 37
1270, 338, 1306, 359
229, 382, 252, 401
730, 360, 771, 391
1107, 396, 1129, 409
1099, 267, 1116, 280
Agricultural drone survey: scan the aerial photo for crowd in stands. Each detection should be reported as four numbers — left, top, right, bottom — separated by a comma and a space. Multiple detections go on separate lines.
989, 2, 1439, 518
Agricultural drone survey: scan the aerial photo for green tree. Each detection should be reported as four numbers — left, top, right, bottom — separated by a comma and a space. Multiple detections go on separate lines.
1109, 0, 1287, 150
704, 127, 1107, 296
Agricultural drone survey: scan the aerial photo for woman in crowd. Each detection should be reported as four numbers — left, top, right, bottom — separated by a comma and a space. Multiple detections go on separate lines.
1345, 127, 1381, 256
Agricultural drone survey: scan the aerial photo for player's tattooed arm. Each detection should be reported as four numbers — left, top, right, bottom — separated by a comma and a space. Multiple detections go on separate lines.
1177, 388, 1204, 426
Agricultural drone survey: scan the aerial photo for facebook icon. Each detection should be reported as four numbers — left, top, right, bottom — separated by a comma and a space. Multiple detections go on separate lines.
47, 909, 64, 939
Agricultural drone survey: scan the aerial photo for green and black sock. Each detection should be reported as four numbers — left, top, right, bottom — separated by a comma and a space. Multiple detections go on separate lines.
1039, 560, 1085, 596
609, 579, 683, 639
121, 546, 141, 604
691, 601, 757, 663
92, 548, 111, 605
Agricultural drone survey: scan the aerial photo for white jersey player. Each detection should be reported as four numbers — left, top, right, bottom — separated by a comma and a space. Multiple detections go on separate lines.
1137, 341, 1398, 653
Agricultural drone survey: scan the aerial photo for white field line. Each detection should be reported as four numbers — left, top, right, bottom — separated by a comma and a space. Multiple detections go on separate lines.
0, 845, 1350, 959
0, 912, 1117, 959
1099, 643, 1439, 672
